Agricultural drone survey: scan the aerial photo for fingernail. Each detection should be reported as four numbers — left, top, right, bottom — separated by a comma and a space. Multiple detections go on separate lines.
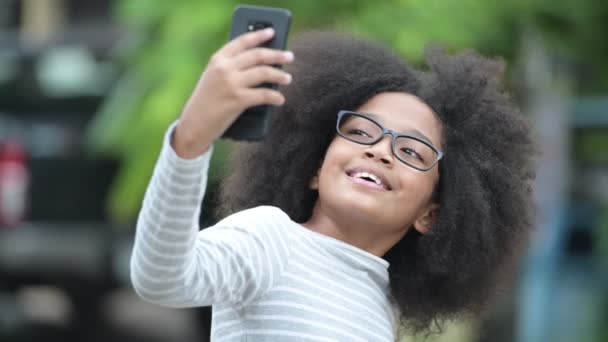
264, 27, 274, 35
284, 51, 294, 61
285, 74, 292, 84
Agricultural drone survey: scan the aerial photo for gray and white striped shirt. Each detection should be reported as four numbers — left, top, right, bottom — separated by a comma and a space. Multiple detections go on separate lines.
130, 124, 396, 341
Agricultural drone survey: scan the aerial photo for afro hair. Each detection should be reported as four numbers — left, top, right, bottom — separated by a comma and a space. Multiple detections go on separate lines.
218, 31, 536, 334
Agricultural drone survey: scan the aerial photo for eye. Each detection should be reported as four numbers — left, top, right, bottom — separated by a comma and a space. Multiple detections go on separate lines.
349, 129, 371, 137
401, 148, 423, 161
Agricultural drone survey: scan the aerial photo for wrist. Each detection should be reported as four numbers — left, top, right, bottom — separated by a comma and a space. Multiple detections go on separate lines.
172, 124, 212, 159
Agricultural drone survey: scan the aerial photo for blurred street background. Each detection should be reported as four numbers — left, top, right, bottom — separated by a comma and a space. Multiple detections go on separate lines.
0, 0, 607, 341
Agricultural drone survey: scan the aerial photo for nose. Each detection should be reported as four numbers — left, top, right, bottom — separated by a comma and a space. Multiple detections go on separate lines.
363, 135, 394, 165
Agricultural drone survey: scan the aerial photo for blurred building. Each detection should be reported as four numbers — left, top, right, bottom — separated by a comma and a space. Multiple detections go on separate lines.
0, 2, 204, 342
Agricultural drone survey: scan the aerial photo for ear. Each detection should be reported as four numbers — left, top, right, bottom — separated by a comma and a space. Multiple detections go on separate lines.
413, 202, 439, 235
309, 174, 319, 190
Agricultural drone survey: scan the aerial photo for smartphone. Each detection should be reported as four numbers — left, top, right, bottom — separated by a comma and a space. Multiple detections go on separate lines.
221, 4, 292, 141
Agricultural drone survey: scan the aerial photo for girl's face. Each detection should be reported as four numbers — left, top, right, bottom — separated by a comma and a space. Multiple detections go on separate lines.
312, 92, 443, 234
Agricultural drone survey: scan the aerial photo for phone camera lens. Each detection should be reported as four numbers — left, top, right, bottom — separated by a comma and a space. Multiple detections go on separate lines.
248, 21, 272, 32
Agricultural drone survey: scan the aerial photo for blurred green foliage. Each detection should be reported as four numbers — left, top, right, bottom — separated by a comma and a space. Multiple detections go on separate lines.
86, 0, 608, 222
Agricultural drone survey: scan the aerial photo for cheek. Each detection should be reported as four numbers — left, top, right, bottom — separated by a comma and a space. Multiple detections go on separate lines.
395, 170, 438, 203
318, 141, 350, 176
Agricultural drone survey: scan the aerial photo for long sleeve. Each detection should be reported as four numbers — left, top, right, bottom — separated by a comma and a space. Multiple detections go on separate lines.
130, 122, 291, 309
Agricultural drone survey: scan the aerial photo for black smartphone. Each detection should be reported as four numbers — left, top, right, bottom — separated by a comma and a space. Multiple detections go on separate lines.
221, 4, 292, 141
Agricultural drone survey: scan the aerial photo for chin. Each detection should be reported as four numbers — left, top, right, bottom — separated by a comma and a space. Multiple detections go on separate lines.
332, 194, 392, 224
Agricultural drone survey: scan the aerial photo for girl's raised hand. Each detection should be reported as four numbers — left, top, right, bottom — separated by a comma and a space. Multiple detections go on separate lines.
173, 28, 294, 158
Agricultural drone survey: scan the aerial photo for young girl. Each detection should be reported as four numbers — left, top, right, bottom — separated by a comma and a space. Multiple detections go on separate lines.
130, 28, 535, 341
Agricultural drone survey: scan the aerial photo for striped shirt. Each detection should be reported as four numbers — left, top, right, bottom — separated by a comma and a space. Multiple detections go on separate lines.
130, 123, 396, 341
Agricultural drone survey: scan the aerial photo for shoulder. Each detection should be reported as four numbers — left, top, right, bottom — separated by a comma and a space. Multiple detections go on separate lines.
213, 206, 294, 239
219, 205, 291, 224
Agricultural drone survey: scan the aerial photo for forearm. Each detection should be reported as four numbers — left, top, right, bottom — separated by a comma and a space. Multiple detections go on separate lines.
130, 122, 213, 306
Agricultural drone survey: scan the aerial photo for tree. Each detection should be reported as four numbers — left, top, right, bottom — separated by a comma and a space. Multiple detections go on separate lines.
86, 0, 608, 222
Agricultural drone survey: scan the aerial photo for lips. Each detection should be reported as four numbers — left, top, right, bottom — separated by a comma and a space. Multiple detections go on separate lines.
346, 167, 392, 191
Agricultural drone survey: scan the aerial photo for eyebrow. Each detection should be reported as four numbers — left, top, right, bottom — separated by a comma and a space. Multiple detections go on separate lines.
364, 112, 437, 147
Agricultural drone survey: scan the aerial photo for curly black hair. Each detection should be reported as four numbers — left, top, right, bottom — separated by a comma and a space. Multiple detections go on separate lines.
218, 31, 536, 335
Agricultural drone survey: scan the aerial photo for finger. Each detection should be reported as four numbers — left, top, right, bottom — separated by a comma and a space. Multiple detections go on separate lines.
238, 66, 292, 87
232, 47, 294, 70
241, 88, 286, 107
220, 27, 275, 57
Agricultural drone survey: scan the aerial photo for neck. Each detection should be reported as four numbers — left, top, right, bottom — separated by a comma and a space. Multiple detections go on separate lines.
301, 201, 409, 257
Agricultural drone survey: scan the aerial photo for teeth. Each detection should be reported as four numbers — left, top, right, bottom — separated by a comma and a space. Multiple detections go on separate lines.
354, 172, 382, 186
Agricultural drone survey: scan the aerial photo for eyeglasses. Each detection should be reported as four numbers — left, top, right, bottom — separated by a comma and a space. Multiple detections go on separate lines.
336, 110, 444, 171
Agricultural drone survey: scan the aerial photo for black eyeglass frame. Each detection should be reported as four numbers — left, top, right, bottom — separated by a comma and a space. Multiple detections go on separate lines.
336, 110, 445, 171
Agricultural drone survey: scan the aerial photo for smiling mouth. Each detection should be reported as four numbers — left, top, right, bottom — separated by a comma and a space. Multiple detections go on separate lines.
346, 171, 391, 191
